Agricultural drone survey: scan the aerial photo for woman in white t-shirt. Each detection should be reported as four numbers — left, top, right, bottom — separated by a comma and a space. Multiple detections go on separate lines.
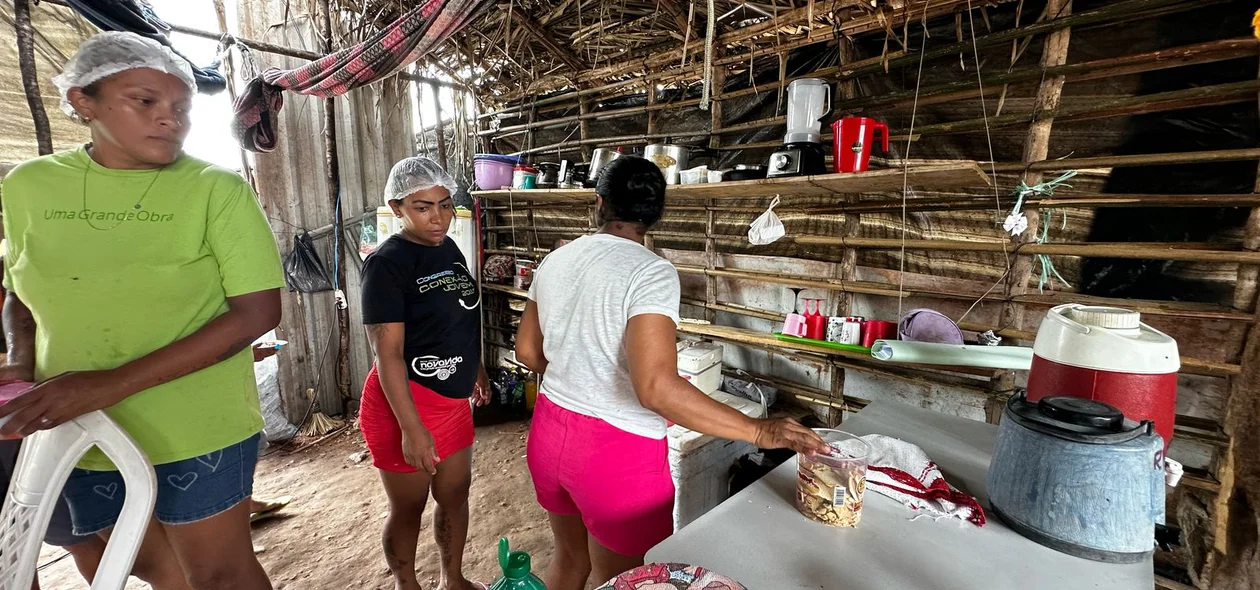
514, 156, 825, 590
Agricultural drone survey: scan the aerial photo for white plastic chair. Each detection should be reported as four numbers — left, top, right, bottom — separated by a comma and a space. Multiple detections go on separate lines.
0, 411, 156, 590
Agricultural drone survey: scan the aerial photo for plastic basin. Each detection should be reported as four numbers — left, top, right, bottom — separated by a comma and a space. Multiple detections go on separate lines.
475, 155, 522, 190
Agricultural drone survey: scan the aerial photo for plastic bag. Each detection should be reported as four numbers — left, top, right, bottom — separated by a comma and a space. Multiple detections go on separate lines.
747, 196, 785, 245
283, 233, 333, 293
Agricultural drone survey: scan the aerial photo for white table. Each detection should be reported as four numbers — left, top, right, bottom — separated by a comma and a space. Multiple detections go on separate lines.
646, 401, 1153, 589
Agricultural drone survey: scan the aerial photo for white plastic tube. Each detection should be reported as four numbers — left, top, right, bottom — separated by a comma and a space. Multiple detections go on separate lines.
870, 340, 1034, 370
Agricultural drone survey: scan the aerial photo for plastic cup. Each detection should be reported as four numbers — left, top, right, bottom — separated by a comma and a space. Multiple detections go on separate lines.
796, 429, 870, 527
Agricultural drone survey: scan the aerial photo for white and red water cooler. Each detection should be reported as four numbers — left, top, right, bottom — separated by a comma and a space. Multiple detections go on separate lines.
1027, 304, 1180, 449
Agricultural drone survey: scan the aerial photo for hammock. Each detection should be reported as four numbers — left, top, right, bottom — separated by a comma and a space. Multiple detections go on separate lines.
232, 0, 485, 153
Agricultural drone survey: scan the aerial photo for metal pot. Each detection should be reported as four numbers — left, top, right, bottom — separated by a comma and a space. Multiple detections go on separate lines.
589, 148, 621, 184
987, 392, 1165, 564
644, 144, 690, 185
536, 162, 561, 188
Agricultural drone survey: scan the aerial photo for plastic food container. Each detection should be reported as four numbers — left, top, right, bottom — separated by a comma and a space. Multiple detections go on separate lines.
679, 166, 709, 185
797, 430, 869, 527
512, 165, 538, 189
474, 154, 522, 190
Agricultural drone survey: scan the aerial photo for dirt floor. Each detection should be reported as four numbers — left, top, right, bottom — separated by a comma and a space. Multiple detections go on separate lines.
38, 419, 553, 589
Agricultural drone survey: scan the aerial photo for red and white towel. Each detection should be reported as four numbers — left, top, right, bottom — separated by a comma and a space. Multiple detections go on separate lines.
861, 434, 986, 527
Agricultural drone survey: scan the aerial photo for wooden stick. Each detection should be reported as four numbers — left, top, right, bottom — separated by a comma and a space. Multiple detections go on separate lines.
14, 0, 52, 156
989, 147, 1260, 172
1209, 52, 1260, 585
489, 223, 1260, 264
511, 10, 586, 72
432, 82, 449, 169
905, 79, 1260, 138
322, 0, 349, 412
994, 0, 1072, 405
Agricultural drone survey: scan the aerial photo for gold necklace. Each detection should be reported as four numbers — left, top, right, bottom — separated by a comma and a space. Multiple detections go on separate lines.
80, 162, 163, 231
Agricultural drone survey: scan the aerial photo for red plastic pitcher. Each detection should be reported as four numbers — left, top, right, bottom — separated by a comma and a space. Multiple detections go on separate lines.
831, 117, 889, 173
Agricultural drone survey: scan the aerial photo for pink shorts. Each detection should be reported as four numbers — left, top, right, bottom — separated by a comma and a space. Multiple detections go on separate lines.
527, 394, 675, 556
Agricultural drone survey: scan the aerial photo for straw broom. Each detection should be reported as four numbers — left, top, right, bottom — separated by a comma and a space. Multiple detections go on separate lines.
299, 387, 345, 437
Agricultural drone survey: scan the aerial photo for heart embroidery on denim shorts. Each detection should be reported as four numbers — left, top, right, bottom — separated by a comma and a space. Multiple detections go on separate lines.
93, 482, 118, 500
196, 450, 223, 472
167, 472, 198, 491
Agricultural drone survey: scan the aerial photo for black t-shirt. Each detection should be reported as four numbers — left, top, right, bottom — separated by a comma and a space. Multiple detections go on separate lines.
361, 235, 481, 398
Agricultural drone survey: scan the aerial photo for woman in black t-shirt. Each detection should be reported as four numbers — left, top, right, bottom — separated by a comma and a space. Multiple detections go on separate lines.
359, 157, 490, 590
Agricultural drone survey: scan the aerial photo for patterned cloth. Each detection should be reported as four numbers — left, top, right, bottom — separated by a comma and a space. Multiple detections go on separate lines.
232, 0, 485, 152
596, 563, 747, 590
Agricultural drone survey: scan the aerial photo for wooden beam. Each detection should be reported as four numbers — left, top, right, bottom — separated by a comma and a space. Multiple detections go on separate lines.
14, 0, 52, 156
432, 82, 449, 169
988, 147, 1260, 172
322, 0, 349, 414
658, 0, 696, 37
511, 10, 586, 72
999, 0, 1071, 409
1210, 52, 1260, 589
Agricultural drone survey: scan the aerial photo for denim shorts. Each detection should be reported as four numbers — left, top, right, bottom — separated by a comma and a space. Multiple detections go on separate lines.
0, 439, 89, 547
62, 432, 261, 536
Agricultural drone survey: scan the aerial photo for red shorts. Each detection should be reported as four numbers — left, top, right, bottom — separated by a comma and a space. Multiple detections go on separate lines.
527, 394, 675, 556
358, 365, 474, 473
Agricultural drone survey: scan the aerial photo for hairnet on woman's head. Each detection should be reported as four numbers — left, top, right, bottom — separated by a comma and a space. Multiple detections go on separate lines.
383, 157, 460, 204
52, 31, 197, 118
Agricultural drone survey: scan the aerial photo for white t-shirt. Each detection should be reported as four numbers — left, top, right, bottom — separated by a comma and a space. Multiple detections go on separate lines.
527, 233, 681, 439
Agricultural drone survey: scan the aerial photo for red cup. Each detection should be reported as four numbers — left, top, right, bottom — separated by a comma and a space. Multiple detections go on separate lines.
832, 117, 889, 173
861, 320, 895, 348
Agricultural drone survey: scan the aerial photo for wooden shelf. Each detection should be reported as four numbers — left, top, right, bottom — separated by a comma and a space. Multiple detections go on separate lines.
472, 162, 991, 202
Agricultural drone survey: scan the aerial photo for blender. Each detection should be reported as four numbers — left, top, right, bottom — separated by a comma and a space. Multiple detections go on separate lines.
767, 78, 831, 178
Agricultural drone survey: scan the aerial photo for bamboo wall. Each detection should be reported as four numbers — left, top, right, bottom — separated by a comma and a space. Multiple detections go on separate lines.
238, 0, 417, 422
477, 1, 1260, 587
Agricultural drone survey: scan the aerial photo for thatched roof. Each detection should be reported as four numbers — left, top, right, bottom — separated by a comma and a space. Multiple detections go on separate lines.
398, 0, 1013, 107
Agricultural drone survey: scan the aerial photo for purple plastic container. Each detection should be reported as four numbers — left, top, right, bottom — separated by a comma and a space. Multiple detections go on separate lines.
475, 154, 525, 190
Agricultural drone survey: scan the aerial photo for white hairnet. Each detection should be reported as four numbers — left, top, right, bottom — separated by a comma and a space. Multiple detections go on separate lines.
383, 157, 460, 204
52, 31, 197, 118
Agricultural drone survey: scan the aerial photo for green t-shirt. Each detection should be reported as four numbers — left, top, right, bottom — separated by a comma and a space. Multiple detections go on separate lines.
1, 147, 284, 469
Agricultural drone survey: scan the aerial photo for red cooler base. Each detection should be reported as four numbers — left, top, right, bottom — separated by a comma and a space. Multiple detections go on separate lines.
1027, 355, 1177, 450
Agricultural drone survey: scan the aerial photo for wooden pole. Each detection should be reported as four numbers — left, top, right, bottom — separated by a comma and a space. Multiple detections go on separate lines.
432, 82, 449, 169
993, 0, 1072, 410
213, 0, 257, 189
14, 0, 52, 156
578, 95, 593, 161
1210, 53, 1260, 588
323, 0, 349, 413
827, 38, 861, 427
703, 49, 727, 325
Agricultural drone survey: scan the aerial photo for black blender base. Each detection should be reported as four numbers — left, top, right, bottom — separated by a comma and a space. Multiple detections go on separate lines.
766, 142, 827, 178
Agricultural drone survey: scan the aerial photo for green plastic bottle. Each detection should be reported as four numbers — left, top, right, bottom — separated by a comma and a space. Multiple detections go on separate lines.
489, 537, 546, 590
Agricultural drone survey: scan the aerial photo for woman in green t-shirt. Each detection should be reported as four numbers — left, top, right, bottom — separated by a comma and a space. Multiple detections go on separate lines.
0, 32, 281, 589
